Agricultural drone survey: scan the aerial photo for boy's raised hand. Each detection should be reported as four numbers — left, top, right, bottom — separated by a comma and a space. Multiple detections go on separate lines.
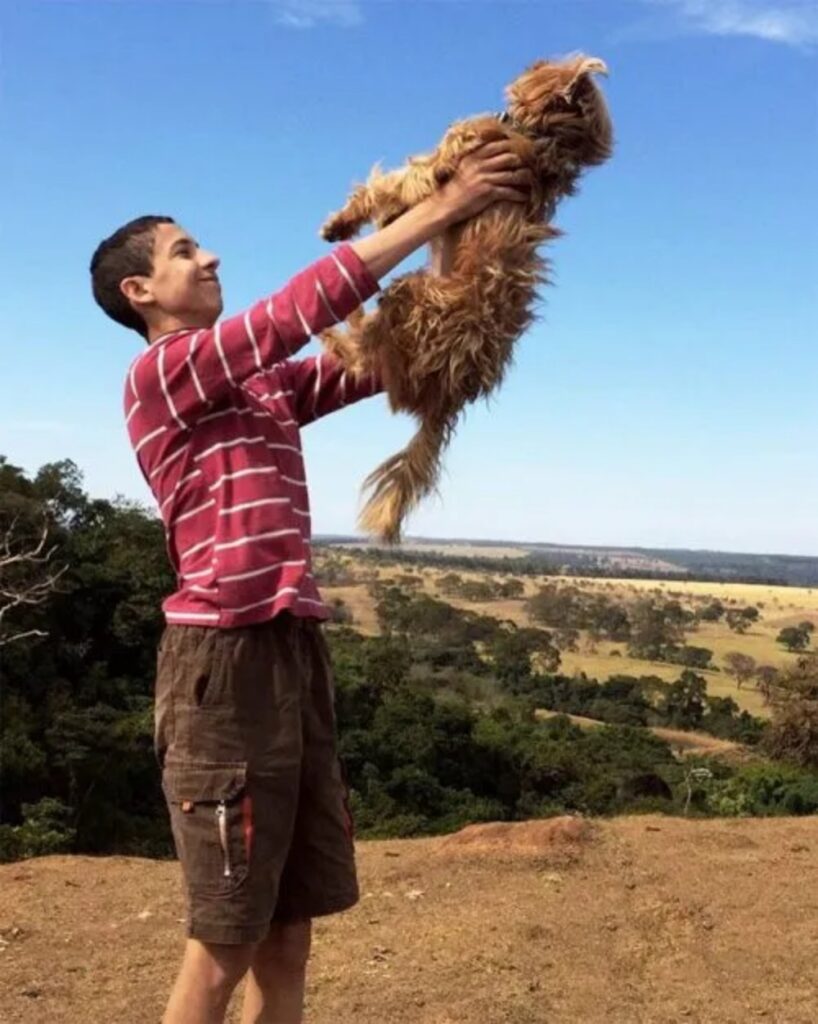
435, 140, 533, 226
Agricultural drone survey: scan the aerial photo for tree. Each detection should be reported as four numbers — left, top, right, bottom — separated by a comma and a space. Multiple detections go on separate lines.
656, 671, 707, 729
755, 664, 780, 701
496, 578, 525, 599
627, 599, 685, 660
762, 654, 818, 769
777, 626, 811, 653
698, 600, 725, 622
723, 652, 757, 689
491, 632, 534, 691
0, 516, 66, 646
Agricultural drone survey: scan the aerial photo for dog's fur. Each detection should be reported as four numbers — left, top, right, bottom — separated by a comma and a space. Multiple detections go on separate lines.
320, 55, 613, 542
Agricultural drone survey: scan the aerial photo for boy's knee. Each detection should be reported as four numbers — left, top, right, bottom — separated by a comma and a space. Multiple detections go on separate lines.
186, 937, 258, 993
254, 919, 312, 975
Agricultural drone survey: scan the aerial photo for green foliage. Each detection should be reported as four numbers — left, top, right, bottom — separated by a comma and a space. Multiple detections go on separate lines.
698, 600, 725, 622
2, 456, 815, 865
706, 763, 818, 817
777, 626, 811, 652
526, 584, 631, 642
1, 458, 173, 860
0, 798, 76, 861
627, 599, 686, 659
655, 671, 707, 729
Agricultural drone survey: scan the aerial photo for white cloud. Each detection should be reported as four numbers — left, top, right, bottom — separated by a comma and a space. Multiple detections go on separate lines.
642, 0, 818, 46
271, 0, 363, 29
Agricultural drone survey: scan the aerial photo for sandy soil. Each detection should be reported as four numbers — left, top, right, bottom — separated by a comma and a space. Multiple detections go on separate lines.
2, 816, 816, 1023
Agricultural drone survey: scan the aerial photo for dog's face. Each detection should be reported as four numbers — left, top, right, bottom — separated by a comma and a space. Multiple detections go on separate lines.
505, 55, 613, 171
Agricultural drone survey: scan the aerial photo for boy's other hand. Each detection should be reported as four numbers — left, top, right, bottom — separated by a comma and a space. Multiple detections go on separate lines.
434, 141, 533, 226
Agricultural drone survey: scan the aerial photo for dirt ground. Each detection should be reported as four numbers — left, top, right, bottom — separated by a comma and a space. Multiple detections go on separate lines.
2, 816, 816, 1024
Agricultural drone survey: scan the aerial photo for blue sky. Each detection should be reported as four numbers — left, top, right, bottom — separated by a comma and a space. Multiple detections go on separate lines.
1, 0, 816, 554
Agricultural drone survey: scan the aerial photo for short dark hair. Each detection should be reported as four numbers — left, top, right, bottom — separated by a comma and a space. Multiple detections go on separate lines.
90, 215, 175, 338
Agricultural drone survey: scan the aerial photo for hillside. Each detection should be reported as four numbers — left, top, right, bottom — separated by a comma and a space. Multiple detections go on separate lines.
320, 557, 818, 718
2, 816, 816, 1023
324, 537, 818, 588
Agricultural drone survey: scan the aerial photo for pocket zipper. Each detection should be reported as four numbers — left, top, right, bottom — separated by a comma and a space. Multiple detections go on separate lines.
215, 801, 232, 878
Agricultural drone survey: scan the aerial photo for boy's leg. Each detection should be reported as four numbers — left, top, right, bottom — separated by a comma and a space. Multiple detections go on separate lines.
163, 938, 257, 1024
239, 919, 313, 1024
154, 620, 308, 1022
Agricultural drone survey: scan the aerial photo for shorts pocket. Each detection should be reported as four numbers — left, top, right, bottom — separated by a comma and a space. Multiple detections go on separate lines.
163, 762, 251, 898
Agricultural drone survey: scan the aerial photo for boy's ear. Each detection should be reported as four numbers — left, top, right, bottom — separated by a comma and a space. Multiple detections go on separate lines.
120, 275, 152, 310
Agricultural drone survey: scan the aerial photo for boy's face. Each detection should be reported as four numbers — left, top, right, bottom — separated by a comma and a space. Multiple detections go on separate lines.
121, 223, 222, 335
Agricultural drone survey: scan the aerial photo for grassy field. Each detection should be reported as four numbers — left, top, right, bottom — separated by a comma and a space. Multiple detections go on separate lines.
319, 554, 817, 718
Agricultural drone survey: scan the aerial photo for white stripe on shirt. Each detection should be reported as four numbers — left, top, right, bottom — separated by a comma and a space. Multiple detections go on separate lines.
149, 444, 188, 479
218, 560, 306, 584
166, 610, 220, 622
160, 468, 203, 512
129, 363, 140, 402
292, 300, 312, 339
244, 310, 263, 371
218, 497, 290, 516
187, 332, 208, 405
126, 400, 141, 425
158, 345, 188, 430
267, 443, 302, 457
313, 354, 323, 416
214, 528, 301, 552
330, 252, 363, 304
171, 498, 216, 526
194, 435, 267, 462
208, 467, 279, 491
255, 389, 294, 402
200, 406, 241, 424
179, 534, 217, 559
222, 588, 301, 615
214, 321, 236, 386
315, 278, 342, 322
135, 424, 167, 453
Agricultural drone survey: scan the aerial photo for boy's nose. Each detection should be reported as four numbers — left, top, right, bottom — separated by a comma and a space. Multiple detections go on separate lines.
201, 249, 220, 272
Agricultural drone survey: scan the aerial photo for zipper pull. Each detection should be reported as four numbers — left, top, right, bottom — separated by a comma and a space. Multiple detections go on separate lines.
215, 801, 232, 878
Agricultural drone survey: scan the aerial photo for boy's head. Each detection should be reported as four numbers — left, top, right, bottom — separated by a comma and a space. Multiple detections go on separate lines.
90, 216, 222, 341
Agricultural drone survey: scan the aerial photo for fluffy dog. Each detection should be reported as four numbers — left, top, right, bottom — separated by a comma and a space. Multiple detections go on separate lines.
320, 55, 613, 542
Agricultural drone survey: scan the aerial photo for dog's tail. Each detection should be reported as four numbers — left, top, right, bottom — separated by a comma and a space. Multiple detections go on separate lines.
358, 415, 453, 544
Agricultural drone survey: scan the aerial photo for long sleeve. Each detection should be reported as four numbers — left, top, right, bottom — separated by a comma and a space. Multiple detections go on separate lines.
283, 352, 384, 426
125, 244, 378, 430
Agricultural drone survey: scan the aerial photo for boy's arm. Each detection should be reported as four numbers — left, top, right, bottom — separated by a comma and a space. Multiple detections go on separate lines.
127, 140, 529, 428
127, 244, 377, 428
280, 352, 383, 426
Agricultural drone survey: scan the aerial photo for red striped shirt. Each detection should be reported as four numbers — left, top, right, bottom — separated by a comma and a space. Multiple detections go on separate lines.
124, 244, 380, 628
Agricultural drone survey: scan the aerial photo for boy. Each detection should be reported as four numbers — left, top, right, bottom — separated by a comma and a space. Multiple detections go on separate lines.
90, 140, 528, 1024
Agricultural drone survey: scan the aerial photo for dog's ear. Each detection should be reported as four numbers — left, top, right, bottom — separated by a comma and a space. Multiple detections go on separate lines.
562, 56, 608, 100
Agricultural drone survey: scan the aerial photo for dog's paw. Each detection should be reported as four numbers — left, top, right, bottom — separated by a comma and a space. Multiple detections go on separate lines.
320, 213, 357, 242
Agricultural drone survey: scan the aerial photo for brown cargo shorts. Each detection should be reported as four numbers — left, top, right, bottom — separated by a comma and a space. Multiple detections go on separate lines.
154, 611, 358, 945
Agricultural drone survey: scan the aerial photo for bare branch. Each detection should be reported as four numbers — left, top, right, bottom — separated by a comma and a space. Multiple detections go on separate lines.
0, 628, 48, 649
0, 514, 66, 647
